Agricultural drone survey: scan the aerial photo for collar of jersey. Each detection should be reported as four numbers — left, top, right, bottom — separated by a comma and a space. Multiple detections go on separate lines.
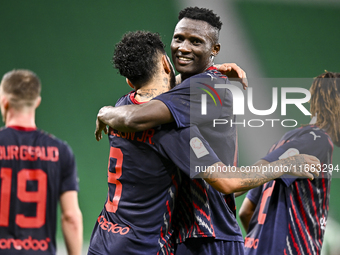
8, 126, 37, 131
207, 66, 218, 71
129, 91, 148, 105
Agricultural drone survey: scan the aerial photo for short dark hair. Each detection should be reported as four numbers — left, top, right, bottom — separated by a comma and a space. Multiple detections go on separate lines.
112, 31, 166, 86
0, 69, 41, 109
178, 7, 222, 31
310, 71, 340, 146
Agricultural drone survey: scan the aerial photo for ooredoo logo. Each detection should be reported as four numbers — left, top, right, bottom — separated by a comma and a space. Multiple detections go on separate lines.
0, 236, 50, 251
98, 215, 130, 235
245, 237, 259, 249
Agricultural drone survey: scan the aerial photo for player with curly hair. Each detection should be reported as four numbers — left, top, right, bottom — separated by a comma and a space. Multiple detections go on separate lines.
112, 31, 175, 89
94, 8, 248, 254
94, 7, 320, 255
88, 31, 217, 255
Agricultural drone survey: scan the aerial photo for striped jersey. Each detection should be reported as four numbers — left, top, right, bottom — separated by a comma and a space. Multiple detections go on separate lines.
245, 125, 333, 255
155, 67, 244, 243
88, 92, 220, 255
0, 126, 79, 255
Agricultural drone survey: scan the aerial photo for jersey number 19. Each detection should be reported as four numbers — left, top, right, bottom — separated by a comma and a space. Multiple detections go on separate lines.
0, 168, 47, 228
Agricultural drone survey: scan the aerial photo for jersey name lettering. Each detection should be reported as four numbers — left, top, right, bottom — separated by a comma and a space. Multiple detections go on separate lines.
110, 128, 155, 145
0, 145, 59, 162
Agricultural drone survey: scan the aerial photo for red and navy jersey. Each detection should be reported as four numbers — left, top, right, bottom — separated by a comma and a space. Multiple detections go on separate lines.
0, 126, 78, 255
245, 125, 333, 255
88, 92, 220, 255
155, 67, 243, 243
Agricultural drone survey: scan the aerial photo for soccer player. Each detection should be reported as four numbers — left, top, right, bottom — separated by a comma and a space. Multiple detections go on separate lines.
87, 31, 219, 255
239, 72, 340, 255
94, 7, 320, 255
90, 30, 318, 255
0, 70, 82, 255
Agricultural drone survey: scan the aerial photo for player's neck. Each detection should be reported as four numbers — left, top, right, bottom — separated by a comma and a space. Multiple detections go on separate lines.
5, 109, 36, 128
135, 75, 171, 102
179, 61, 214, 81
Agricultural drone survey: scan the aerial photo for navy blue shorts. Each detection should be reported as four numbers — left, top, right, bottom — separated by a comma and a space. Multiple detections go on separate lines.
176, 238, 244, 255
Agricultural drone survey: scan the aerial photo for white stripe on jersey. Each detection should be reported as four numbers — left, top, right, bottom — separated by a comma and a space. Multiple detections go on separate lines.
288, 206, 306, 255
300, 181, 318, 243
190, 185, 209, 209
194, 215, 214, 235
286, 235, 294, 255
299, 181, 318, 254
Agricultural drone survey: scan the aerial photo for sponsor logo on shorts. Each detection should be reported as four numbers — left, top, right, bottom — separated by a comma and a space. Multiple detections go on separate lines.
97, 215, 130, 235
0, 236, 50, 251
245, 237, 259, 249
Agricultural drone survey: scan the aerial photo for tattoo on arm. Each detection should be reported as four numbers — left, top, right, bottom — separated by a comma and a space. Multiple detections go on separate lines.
200, 155, 307, 190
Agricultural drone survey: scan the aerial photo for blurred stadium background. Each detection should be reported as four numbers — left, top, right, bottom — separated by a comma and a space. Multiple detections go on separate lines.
1, 0, 339, 254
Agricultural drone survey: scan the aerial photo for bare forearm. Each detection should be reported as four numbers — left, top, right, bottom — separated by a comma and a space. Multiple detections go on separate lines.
234, 191, 247, 197
202, 155, 319, 194
240, 211, 252, 233
98, 105, 141, 132
98, 100, 174, 132
230, 160, 286, 192
239, 198, 256, 233
202, 162, 282, 194
62, 210, 83, 255
60, 191, 83, 255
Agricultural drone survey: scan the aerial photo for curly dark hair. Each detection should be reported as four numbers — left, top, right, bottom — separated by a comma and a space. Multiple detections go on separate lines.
178, 7, 222, 31
310, 71, 340, 146
112, 31, 166, 86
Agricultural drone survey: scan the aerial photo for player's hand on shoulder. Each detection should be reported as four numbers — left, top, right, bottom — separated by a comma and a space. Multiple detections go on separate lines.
215, 63, 248, 90
287, 154, 320, 180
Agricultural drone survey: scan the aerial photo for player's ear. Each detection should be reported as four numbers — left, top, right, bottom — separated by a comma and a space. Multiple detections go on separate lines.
35, 96, 41, 108
162, 55, 171, 74
0, 95, 9, 124
211, 43, 221, 57
1, 96, 9, 111
126, 78, 135, 89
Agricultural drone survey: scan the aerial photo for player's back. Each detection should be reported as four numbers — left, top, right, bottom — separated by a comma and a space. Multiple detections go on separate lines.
0, 126, 78, 255
88, 93, 181, 255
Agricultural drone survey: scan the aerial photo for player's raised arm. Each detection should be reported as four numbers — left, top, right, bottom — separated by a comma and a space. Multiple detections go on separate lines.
95, 61, 248, 140
165, 125, 320, 197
